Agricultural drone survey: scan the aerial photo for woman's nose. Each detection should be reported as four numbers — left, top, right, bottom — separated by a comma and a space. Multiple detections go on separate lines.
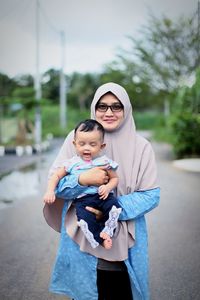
105, 107, 114, 115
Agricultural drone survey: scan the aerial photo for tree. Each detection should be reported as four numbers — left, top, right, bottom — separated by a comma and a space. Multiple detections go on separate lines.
118, 12, 200, 111
14, 74, 34, 87
42, 68, 60, 103
68, 72, 100, 110
99, 61, 157, 111
0, 72, 17, 98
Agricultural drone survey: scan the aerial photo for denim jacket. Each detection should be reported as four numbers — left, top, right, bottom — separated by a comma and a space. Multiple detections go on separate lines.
49, 174, 160, 300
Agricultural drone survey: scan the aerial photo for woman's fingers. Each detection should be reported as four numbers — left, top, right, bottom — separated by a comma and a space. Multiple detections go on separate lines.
79, 166, 109, 186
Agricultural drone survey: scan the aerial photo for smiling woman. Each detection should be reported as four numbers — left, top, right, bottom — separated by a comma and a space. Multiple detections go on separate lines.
95, 93, 124, 132
44, 82, 160, 300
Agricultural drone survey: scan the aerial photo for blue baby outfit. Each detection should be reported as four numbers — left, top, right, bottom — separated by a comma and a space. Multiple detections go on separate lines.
64, 155, 121, 246
49, 175, 160, 300
64, 154, 118, 196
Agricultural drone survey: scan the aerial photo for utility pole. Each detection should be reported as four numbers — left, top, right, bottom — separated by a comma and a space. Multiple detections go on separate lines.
59, 30, 67, 129
34, 0, 42, 145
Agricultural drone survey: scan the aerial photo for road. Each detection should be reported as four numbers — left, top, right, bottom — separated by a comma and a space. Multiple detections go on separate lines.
0, 141, 199, 300
148, 143, 200, 300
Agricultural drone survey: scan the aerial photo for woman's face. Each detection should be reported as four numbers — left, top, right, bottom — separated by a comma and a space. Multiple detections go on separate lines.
95, 93, 124, 131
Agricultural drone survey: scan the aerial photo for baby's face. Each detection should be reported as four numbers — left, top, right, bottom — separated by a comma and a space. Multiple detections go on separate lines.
73, 130, 105, 161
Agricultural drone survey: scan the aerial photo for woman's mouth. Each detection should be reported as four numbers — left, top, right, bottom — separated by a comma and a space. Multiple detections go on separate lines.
103, 118, 116, 124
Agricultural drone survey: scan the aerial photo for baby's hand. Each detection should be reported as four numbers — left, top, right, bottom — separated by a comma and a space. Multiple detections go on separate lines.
98, 185, 110, 200
43, 191, 56, 204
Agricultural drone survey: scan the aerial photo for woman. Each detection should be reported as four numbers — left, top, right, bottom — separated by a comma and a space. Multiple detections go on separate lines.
44, 82, 160, 300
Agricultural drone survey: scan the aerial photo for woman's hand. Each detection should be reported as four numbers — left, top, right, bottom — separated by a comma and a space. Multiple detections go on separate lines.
78, 166, 109, 186
85, 206, 103, 220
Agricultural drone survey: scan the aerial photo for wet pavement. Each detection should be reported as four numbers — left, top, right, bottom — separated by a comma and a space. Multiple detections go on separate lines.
0, 138, 200, 300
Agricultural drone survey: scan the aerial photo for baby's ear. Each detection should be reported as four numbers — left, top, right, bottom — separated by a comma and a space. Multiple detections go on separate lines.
101, 143, 106, 150
73, 140, 76, 146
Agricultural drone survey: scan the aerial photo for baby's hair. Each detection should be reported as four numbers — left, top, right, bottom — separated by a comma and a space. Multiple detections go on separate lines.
74, 119, 105, 139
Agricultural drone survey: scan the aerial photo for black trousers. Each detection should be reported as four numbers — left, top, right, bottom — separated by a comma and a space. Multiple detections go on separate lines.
75, 193, 121, 244
97, 269, 133, 300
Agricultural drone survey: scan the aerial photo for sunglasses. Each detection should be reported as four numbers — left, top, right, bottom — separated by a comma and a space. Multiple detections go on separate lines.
96, 103, 124, 112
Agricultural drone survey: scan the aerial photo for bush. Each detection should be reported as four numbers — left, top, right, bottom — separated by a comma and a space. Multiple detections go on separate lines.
134, 111, 165, 130
42, 105, 89, 138
169, 112, 200, 158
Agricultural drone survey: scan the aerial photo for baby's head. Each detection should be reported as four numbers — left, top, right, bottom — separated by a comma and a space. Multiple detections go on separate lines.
73, 119, 106, 161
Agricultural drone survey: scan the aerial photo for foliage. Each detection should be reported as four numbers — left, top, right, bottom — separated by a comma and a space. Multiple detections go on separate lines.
132, 14, 198, 91
14, 74, 34, 87
172, 68, 200, 114
41, 105, 89, 138
134, 111, 165, 130
117, 12, 199, 114
0, 72, 17, 98
68, 72, 100, 110
12, 87, 36, 109
100, 61, 157, 110
169, 112, 200, 158
42, 68, 61, 103
168, 68, 200, 158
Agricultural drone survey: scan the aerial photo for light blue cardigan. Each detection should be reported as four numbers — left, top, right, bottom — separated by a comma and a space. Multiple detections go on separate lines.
49, 175, 160, 300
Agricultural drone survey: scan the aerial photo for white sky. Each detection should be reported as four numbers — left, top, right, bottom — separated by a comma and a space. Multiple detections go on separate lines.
0, 0, 198, 77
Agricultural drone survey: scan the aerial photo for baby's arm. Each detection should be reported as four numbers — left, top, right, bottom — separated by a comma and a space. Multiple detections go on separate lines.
43, 167, 67, 204
98, 169, 119, 200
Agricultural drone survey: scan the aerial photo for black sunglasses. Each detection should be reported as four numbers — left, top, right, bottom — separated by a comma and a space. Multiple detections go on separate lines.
96, 103, 124, 112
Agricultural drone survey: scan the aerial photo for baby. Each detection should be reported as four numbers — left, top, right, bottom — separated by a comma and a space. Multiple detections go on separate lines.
43, 119, 122, 249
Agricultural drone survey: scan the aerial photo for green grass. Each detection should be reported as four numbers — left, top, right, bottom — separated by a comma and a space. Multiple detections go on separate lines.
1, 107, 172, 145
134, 111, 173, 143
134, 111, 165, 130
41, 105, 89, 138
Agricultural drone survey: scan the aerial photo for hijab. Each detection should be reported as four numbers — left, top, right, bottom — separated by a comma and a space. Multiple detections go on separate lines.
91, 82, 136, 196
43, 82, 158, 260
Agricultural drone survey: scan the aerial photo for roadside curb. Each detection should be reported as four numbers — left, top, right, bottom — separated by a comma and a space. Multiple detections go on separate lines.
0, 140, 51, 156
172, 158, 200, 173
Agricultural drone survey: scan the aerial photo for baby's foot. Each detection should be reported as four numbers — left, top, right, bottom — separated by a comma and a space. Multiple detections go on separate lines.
100, 232, 112, 249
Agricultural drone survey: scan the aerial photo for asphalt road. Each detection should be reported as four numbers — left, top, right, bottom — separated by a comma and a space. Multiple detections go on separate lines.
0, 141, 199, 300
147, 143, 200, 300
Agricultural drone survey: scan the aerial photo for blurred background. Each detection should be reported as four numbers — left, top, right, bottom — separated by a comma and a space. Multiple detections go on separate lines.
0, 0, 199, 158
0, 1, 200, 300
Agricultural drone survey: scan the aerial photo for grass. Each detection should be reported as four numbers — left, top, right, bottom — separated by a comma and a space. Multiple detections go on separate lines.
134, 111, 165, 130
41, 105, 89, 137
1, 106, 172, 145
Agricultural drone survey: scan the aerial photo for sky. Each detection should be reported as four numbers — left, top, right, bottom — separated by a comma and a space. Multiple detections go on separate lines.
0, 0, 198, 78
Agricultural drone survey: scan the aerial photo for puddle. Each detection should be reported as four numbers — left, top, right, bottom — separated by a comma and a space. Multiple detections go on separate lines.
0, 170, 40, 209
0, 141, 63, 210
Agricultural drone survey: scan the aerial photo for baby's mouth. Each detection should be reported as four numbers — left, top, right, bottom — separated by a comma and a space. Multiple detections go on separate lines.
83, 153, 91, 160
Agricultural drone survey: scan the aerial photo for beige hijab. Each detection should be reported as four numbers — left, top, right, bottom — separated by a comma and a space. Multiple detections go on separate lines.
43, 82, 158, 261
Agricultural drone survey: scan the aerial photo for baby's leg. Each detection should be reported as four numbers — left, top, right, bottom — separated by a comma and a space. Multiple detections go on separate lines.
76, 196, 105, 248
101, 205, 122, 237
78, 219, 99, 248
